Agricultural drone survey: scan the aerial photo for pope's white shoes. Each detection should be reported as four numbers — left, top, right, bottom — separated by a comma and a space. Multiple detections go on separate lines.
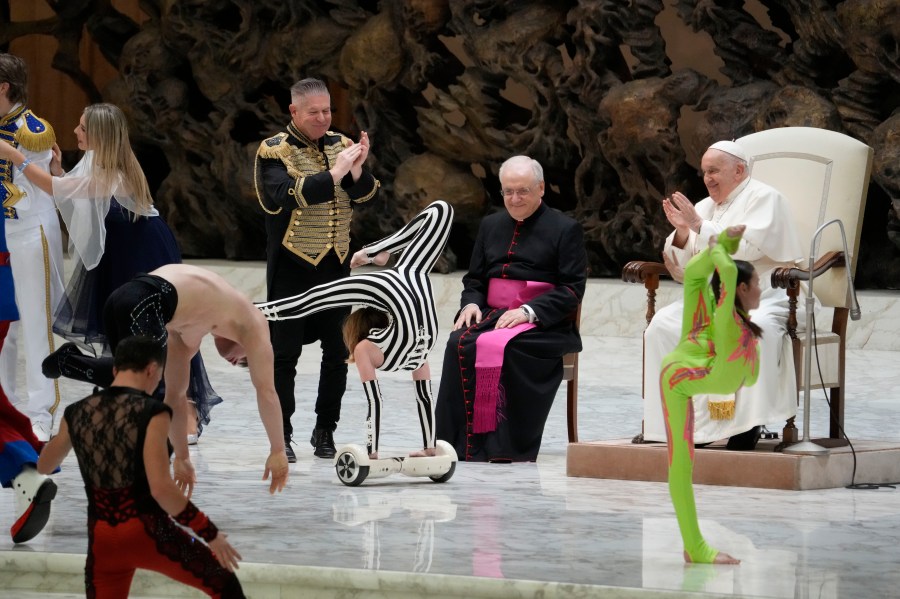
10, 465, 57, 543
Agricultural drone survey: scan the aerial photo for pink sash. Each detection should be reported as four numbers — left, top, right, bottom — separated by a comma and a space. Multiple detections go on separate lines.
473, 279, 554, 433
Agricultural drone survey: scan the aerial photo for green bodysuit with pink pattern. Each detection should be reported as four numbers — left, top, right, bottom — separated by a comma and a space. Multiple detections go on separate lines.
660, 228, 760, 563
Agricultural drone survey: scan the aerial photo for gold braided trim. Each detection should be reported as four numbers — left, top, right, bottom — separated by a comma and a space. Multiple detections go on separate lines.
708, 399, 735, 421
1, 180, 24, 208
14, 113, 56, 153
356, 178, 381, 204
292, 176, 308, 207
0, 104, 26, 129
39, 225, 61, 414
253, 151, 282, 215
281, 200, 353, 265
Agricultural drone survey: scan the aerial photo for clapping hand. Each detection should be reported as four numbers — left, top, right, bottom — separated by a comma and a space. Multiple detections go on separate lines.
663, 192, 702, 233
331, 143, 363, 183
348, 131, 370, 180
355, 131, 370, 166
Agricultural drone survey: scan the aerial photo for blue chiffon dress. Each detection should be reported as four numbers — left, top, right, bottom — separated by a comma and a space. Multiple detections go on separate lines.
53, 199, 222, 433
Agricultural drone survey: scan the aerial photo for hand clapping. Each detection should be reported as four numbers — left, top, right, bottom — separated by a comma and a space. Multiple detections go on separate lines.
355, 131, 370, 167
663, 192, 701, 233
332, 131, 371, 183
331, 143, 363, 182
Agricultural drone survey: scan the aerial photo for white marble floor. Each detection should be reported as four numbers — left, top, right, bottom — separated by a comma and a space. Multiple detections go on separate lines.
2, 270, 900, 598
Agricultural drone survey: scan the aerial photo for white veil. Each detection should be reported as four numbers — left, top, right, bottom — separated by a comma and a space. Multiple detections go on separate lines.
52, 150, 159, 270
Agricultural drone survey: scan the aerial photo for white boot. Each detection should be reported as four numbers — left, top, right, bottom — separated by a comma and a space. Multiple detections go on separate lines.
10, 465, 57, 543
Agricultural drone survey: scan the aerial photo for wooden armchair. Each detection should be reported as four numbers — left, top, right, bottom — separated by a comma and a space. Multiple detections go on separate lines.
623, 127, 873, 444
564, 303, 582, 442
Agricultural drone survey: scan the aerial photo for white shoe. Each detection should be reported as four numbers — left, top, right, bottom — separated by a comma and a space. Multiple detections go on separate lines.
31, 422, 51, 443
187, 433, 199, 446
11, 465, 57, 543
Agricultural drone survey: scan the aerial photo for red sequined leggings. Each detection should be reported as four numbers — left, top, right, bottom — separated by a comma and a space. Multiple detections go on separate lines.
87, 517, 243, 598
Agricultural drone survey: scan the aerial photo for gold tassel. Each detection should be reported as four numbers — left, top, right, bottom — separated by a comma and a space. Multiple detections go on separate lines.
708, 399, 735, 420
14, 114, 56, 153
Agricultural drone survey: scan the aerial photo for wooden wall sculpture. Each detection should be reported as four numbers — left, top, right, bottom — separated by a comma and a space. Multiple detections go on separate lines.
2, 0, 899, 287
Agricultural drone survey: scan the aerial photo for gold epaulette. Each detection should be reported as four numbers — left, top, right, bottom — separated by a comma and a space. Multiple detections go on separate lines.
708, 399, 735, 421
14, 111, 56, 153
257, 132, 290, 160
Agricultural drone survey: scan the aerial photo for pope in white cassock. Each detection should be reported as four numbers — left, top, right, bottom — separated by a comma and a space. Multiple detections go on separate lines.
641, 140, 804, 449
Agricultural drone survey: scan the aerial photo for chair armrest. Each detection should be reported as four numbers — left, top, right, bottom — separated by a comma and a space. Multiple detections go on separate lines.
771, 251, 846, 287
771, 251, 846, 339
622, 260, 670, 284
622, 261, 670, 325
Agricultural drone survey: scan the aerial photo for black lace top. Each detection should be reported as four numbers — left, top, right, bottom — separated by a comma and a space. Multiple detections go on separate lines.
64, 386, 172, 523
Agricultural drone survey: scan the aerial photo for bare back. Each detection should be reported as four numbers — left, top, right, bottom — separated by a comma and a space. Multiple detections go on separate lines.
150, 264, 267, 351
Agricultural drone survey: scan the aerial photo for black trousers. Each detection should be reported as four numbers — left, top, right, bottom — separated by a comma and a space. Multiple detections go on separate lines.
53, 275, 177, 388
52, 276, 215, 419
268, 252, 349, 437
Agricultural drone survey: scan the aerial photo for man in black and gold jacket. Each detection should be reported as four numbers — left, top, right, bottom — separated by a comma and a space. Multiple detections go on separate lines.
254, 78, 379, 462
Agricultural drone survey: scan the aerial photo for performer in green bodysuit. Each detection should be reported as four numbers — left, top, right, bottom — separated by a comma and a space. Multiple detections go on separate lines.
660, 224, 762, 565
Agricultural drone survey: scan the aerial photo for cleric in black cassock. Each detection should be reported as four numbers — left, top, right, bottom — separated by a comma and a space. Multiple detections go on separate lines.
435, 156, 587, 462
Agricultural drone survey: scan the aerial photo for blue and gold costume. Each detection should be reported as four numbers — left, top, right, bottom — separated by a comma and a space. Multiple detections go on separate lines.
0, 106, 54, 218
0, 104, 64, 434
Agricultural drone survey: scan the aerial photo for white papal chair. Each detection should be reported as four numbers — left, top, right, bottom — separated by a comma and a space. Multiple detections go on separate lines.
622, 127, 873, 445
739, 127, 873, 443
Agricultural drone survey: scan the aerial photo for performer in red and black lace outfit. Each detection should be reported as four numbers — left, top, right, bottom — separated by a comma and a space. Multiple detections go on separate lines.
38, 336, 244, 598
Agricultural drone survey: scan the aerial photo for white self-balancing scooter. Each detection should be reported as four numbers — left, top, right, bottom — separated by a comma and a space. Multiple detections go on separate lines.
333, 440, 458, 487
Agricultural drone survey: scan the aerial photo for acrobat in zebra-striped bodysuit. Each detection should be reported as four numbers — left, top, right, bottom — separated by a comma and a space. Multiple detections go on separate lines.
257, 201, 454, 458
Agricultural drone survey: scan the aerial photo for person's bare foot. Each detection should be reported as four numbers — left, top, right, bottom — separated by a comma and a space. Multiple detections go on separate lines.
708, 224, 746, 248
409, 447, 437, 457
725, 224, 745, 239
368, 452, 378, 460
684, 550, 740, 565
187, 401, 199, 444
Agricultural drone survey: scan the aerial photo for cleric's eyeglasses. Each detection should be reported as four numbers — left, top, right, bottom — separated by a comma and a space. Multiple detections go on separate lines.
500, 187, 531, 198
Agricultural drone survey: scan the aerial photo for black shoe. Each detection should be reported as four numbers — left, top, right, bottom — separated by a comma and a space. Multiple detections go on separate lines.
726, 426, 762, 451
310, 428, 336, 459
41, 342, 82, 379
284, 436, 297, 463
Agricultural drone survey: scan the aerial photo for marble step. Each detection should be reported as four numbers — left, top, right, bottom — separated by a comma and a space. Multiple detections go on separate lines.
1, 549, 722, 599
